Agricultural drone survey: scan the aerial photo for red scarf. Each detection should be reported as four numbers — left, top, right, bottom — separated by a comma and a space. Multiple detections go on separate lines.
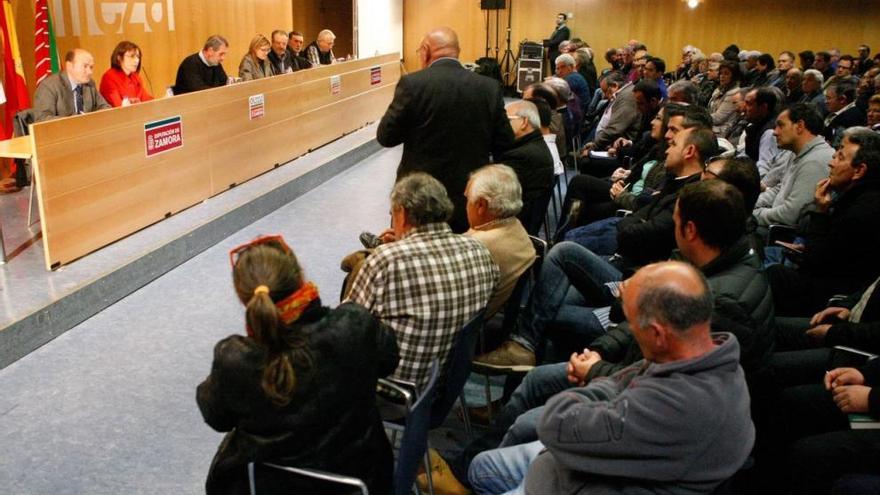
245, 282, 321, 337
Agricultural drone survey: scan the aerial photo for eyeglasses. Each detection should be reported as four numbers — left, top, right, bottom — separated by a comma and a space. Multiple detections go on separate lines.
702, 155, 726, 178
229, 234, 292, 268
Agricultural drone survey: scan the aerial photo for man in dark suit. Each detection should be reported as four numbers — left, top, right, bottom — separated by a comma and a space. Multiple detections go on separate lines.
33, 49, 111, 122
545, 13, 570, 77
267, 30, 294, 74
377, 27, 514, 233
824, 81, 867, 147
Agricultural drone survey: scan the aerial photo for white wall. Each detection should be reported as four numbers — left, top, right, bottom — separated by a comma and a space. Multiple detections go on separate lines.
356, 0, 402, 59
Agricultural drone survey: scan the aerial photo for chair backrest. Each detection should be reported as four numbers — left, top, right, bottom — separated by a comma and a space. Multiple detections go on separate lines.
13, 109, 35, 137
248, 462, 369, 495
430, 309, 485, 429
390, 359, 440, 495
518, 189, 554, 236
501, 236, 547, 330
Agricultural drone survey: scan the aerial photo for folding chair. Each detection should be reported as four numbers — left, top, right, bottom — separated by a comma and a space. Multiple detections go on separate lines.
248, 462, 369, 495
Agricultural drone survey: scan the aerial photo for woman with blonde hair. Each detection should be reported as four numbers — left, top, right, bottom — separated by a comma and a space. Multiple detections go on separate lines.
197, 235, 398, 494
238, 34, 274, 81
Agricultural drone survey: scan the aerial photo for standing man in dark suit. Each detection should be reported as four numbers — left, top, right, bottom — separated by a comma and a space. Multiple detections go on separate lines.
33, 49, 111, 122
545, 13, 570, 77
377, 27, 514, 233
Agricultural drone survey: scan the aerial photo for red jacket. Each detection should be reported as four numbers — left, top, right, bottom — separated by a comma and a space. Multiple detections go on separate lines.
99, 67, 153, 107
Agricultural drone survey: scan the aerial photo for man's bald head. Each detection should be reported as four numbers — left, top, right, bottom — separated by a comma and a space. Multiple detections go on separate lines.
419, 27, 461, 67
623, 261, 714, 362
64, 48, 96, 84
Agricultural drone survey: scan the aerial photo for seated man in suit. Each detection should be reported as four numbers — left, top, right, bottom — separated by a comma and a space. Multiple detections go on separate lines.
174, 35, 229, 95
824, 81, 867, 147
33, 49, 111, 122
501, 100, 555, 235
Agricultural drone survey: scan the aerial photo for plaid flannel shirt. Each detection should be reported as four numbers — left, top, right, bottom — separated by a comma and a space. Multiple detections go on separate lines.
346, 222, 499, 391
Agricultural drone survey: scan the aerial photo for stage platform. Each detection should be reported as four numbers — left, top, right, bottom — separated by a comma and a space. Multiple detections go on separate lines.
0, 124, 382, 369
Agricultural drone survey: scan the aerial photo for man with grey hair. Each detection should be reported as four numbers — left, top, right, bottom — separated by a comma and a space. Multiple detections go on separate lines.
306, 29, 336, 65
582, 70, 638, 152
174, 35, 229, 94
800, 69, 827, 116
555, 53, 589, 107
668, 79, 699, 104
501, 100, 555, 235
465, 165, 536, 318
346, 172, 499, 391
378, 26, 514, 233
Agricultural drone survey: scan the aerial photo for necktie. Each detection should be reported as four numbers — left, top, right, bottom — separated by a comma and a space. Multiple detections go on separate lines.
74, 85, 84, 114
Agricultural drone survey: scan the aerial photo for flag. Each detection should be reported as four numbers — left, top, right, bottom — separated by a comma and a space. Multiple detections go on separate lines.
34, 0, 58, 85
0, 0, 29, 140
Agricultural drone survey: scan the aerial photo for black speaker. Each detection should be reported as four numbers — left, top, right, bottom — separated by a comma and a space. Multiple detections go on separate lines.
481, 0, 506, 9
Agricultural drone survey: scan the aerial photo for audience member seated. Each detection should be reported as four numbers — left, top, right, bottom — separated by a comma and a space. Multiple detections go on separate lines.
545, 76, 583, 145
573, 47, 597, 95
577, 79, 661, 179
345, 173, 498, 391
667, 79, 699, 104
500, 100, 555, 235
751, 53, 775, 87
580, 71, 638, 153
825, 81, 868, 146
554, 54, 589, 114
777, 359, 880, 494
523, 82, 567, 159
306, 29, 336, 65
799, 50, 816, 72
197, 235, 399, 495
785, 68, 805, 105
98, 41, 153, 107
815, 51, 835, 80
824, 54, 860, 90
800, 68, 828, 115
265, 30, 294, 75
474, 118, 715, 370
742, 87, 789, 177
869, 94, 880, 131
524, 96, 564, 176
642, 56, 667, 99
34, 48, 110, 122
772, 51, 796, 90
466, 261, 754, 495
767, 127, 880, 316
697, 60, 720, 107
561, 92, 671, 232
709, 60, 743, 136
238, 34, 274, 81
754, 103, 834, 228
174, 35, 229, 95
464, 165, 537, 318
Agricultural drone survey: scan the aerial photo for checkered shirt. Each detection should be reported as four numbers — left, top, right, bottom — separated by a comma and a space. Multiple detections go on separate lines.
346, 222, 499, 391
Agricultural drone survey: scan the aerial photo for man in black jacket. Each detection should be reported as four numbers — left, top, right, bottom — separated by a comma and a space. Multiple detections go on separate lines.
174, 35, 228, 95
500, 100, 555, 235
474, 113, 714, 369
544, 13, 570, 77
377, 27, 514, 232
768, 127, 880, 316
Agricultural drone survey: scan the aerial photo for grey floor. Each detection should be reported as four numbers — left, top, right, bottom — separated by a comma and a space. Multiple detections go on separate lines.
0, 146, 406, 494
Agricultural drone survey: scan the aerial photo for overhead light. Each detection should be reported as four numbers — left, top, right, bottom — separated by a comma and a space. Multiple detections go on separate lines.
686, 0, 701, 8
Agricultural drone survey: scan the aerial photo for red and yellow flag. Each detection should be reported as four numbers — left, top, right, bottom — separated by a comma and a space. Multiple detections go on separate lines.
0, 0, 30, 139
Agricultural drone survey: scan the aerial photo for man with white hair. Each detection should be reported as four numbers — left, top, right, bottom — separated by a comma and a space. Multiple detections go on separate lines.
555, 53, 589, 108
501, 100, 555, 235
306, 29, 336, 65
465, 165, 537, 318
800, 69, 828, 116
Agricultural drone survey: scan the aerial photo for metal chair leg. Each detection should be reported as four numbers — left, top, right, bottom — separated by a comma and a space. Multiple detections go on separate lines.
422, 452, 435, 495
27, 171, 39, 226
459, 394, 472, 435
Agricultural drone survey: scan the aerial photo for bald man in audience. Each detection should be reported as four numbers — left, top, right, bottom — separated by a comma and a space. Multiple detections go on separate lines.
33, 49, 110, 122
377, 27, 514, 233
467, 260, 754, 495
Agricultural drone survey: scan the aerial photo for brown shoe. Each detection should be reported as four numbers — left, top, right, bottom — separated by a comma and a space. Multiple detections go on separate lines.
416, 449, 471, 495
457, 399, 503, 426
473, 340, 535, 371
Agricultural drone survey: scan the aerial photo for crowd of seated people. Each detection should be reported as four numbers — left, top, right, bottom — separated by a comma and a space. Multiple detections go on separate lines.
185, 31, 880, 495
32, 29, 337, 121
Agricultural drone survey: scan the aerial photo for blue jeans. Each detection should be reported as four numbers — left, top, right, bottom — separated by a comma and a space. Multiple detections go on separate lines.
513, 242, 622, 352
469, 440, 545, 495
496, 362, 571, 447
564, 216, 622, 256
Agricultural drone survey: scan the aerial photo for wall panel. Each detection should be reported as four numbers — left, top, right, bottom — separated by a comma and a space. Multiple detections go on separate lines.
403, 0, 879, 74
